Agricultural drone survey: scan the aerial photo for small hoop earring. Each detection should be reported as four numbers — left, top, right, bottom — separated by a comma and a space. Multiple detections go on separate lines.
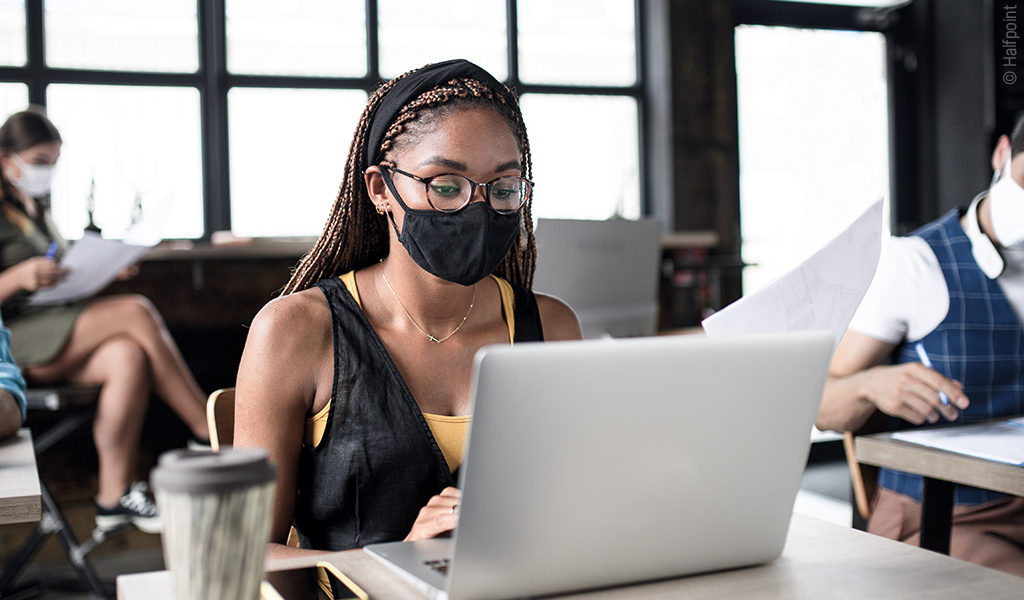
375, 204, 386, 215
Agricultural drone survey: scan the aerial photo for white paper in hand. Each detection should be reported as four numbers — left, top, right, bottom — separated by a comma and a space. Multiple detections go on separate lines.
28, 232, 154, 306
701, 199, 884, 353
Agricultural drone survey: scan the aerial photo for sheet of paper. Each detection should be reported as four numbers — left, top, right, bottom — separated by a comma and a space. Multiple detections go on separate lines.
891, 418, 1024, 466
701, 199, 883, 353
28, 232, 154, 306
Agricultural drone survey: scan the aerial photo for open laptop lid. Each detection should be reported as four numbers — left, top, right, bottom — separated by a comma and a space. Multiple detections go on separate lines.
442, 330, 832, 600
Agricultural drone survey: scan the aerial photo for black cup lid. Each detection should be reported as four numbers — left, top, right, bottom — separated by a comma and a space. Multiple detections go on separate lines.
151, 448, 276, 493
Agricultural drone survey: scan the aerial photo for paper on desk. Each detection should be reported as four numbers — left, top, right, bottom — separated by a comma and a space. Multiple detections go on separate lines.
28, 232, 154, 306
701, 199, 883, 353
891, 418, 1024, 466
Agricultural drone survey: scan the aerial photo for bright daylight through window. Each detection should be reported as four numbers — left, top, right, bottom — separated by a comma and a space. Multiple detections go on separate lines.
1, 0, 643, 240
735, 24, 891, 295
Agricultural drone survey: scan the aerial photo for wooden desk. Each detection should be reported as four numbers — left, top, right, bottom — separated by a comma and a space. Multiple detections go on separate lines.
117, 514, 1024, 600
855, 431, 1024, 554
0, 428, 41, 525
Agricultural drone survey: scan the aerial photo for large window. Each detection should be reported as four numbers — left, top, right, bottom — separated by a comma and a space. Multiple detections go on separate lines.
46, 84, 204, 239
377, 0, 508, 80
225, 1, 366, 78
0, 82, 28, 117
0, 0, 644, 241
227, 87, 367, 238
522, 94, 640, 220
44, 0, 200, 73
735, 24, 891, 294
0, 1, 26, 67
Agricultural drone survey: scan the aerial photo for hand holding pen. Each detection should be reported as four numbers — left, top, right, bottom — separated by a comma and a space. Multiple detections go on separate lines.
913, 343, 949, 407
911, 342, 970, 423
829, 335, 968, 427
14, 241, 67, 292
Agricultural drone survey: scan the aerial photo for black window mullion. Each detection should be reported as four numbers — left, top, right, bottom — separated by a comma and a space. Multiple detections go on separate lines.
39, 69, 199, 87
634, 0, 649, 217
506, 0, 520, 89
514, 83, 641, 97
227, 74, 375, 90
199, 0, 230, 239
366, 0, 380, 86
734, 0, 884, 31
24, 0, 45, 104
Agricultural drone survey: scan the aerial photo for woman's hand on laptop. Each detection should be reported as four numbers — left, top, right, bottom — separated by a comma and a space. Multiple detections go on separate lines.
405, 487, 461, 541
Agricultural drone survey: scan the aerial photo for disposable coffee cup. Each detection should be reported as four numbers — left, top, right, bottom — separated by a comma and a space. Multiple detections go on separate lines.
151, 448, 276, 600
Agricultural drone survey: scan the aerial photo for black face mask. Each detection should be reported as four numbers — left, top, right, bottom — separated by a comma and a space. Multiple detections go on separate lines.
382, 171, 520, 286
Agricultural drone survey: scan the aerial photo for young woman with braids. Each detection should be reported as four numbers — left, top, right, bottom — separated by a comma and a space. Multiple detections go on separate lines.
0, 108, 211, 533
233, 60, 582, 557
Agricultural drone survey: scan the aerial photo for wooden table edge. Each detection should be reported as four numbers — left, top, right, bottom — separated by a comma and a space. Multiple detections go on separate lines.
854, 433, 1024, 497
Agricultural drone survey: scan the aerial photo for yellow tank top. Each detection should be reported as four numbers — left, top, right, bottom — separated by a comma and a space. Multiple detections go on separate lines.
304, 271, 518, 472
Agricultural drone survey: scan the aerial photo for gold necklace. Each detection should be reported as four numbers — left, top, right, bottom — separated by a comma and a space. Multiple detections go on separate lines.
380, 263, 477, 344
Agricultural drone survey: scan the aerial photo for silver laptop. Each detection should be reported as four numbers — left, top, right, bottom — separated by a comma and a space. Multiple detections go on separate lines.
364, 330, 833, 600
532, 217, 664, 339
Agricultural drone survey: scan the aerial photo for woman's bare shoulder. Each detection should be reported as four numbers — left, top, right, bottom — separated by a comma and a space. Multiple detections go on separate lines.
534, 292, 583, 341
254, 287, 328, 324
247, 288, 331, 355
237, 288, 332, 412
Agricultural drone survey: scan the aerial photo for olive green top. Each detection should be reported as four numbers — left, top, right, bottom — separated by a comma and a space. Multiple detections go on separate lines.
0, 200, 86, 367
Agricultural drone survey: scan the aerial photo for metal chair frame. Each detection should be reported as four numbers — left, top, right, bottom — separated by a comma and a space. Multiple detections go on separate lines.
0, 386, 134, 600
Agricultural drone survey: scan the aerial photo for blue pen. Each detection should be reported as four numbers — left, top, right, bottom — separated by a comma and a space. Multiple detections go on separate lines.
914, 342, 950, 407
45, 241, 57, 259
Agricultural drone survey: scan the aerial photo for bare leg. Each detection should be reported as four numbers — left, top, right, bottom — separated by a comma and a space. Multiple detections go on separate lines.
70, 337, 152, 507
25, 294, 209, 438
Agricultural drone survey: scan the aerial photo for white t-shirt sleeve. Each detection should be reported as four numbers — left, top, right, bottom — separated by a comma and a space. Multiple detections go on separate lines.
848, 236, 948, 345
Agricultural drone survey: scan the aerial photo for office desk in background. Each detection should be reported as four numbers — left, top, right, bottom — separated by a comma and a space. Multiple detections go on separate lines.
117, 514, 1024, 600
0, 428, 41, 525
856, 431, 1024, 554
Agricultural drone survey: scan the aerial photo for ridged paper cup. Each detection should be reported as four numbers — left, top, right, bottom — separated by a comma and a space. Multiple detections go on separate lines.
151, 448, 276, 600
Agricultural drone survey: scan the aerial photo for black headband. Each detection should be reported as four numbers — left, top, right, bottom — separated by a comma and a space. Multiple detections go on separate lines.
364, 59, 510, 169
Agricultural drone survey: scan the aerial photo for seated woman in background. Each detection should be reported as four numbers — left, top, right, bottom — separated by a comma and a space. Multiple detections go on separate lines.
233, 59, 582, 557
0, 108, 210, 533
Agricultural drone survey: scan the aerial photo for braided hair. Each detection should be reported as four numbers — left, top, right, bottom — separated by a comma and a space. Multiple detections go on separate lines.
281, 65, 537, 295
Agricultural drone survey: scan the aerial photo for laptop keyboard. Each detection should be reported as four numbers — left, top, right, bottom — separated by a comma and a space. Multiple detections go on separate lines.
424, 558, 450, 575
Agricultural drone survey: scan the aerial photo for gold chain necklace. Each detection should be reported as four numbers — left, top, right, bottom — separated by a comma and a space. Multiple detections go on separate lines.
380, 263, 477, 344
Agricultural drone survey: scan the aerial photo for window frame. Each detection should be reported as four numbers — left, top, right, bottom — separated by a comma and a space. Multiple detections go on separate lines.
0, 0, 648, 240
734, 0, 916, 232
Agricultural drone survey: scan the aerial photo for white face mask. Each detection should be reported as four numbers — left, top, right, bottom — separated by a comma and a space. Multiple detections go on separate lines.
5, 153, 56, 198
989, 154, 1024, 248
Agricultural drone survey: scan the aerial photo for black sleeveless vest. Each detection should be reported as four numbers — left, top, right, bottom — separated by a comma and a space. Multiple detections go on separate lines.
293, 276, 544, 551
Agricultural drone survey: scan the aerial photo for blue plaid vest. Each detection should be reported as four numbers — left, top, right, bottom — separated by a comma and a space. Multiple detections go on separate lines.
880, 207, 1024, 504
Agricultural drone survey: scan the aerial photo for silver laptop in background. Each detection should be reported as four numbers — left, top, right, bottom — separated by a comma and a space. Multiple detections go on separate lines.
364, 330, 833, 600
532, 217, 664, 339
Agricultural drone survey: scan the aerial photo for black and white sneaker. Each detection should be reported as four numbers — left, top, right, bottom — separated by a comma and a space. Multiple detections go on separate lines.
94, 481, 162, 534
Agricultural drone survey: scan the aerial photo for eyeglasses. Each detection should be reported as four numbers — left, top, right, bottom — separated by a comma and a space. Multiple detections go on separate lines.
384, 166, 533, 214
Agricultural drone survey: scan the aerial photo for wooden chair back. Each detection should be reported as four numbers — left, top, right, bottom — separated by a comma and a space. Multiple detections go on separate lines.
208, 386, 302, 548
206, 388, 235, 451
843, 409, 888, 528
